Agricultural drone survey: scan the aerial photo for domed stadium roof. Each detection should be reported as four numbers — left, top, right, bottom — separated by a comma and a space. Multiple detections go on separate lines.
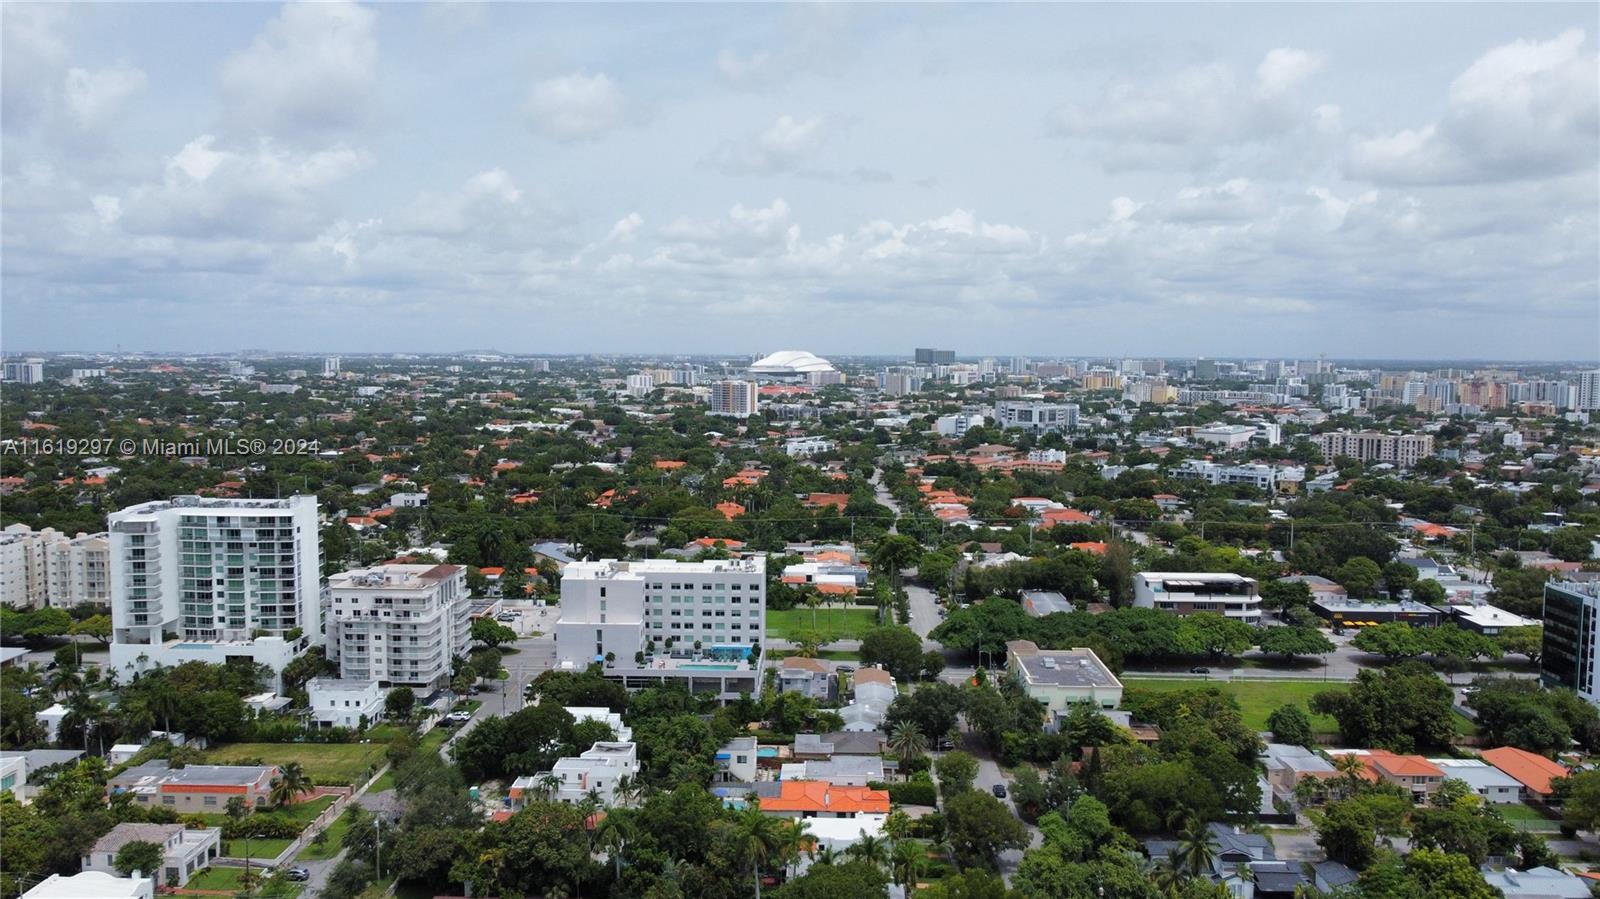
748, 350, 836, 374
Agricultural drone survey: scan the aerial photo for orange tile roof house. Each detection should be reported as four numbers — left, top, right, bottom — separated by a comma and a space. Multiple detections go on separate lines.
1363, 751, 1445, 800
653, 460, 687, 470
805, 493, 851, 511
760, 781, 890, 818
109, 761, 278, 813
1482, 747, 1571, 797
715, 502, 746, 520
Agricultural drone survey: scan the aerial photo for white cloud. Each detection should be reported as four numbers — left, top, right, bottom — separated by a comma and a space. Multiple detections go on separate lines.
524, 72, 624, 142
1348, 29, 1598, 184
1256, 48, 1325, 97
117, 135, 372, 240
607, 212, 643, 243
705, 114, 835, 175
1, 4, 68, 132
64, 66, 146, 129
220, 1, 379, 140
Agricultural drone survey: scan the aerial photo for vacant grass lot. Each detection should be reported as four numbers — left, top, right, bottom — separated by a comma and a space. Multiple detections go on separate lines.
187, 866, 303, 895
1121, 678, 1347, 733
767, 607, 880, 641
770, 649, 862, 662
1120, 677, 1478, 738
200, 742, 389, 785
297, 807, 355, 861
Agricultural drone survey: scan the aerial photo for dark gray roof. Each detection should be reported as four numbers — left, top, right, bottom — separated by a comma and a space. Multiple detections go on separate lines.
1314, 861, 1359, 887
818, 731, 886, 754
0, 749, 84, 770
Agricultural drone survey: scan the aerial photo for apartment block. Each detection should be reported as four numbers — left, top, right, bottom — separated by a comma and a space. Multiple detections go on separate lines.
107, 496, 321, 685
1169, 460, 1279, 491
553, 558, 765, 699
1314, 430, 1434, 467
708, 380, 759, 417
994, 399, 1078, 435
1134, 572, 1262, 624
1541, 581, 1600, 704
328, 564, 470, 690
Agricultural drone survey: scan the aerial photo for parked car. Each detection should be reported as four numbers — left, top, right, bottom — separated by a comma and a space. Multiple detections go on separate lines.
445, 710, 473, 724
991, 784, 1007, 799
284, 868, 310, 882
1189, 666, 1211, 674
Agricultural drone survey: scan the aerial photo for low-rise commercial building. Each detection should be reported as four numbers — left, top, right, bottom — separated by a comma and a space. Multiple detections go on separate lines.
1005, 640, 1122, 718
1134, 572, 1261, 625
1311, 596, 1443, 628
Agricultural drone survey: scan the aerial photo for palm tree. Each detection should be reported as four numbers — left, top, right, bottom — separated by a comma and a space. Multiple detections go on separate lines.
730, 806, 786, 899
1332, 753, 1367, 795
612, 774, 643, 807
62, 690, 106, 752
1149, 856, 1185, 895
780, 818, 812, 874
594, 808, 638, 879
269, 762, 312, 807
48, 665, 82, 698
147, 681, 178, 735
891, 839, 927, 892
811, 845, 841, 866
1174, 818, 1219, 880
887, 723, 927, 771
846, 833, 889, 870
538, 773, 563, 800
805, 593, 823, 631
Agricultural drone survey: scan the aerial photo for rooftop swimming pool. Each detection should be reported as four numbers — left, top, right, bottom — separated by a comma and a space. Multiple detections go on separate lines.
678, 662, 739, 670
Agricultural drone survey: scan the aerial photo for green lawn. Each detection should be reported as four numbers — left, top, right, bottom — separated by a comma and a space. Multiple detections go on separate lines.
1121, 678, 1346, 733
187, 866, 303, 896
767, 607, 881, 641
297, 807, 355, 860
192, 795, 338, 830
1497, 802, 1562, 832
222, 836, 294, 859
770, 649, 862, 661
368, 769, 396, 793
1120, 677, 1478, 738
200, 743, 389, 785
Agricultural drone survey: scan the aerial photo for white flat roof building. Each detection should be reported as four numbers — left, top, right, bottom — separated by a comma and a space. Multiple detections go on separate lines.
554, 558, 765, 699
107, 496, 321, 688
328, 564, 470, 690
1134, 572, 1261, 625
307, 678, 386, 729
23, 872, 153, 899
1193, 424, 1257, 449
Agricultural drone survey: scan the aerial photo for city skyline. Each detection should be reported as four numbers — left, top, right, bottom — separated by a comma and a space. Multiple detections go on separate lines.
2, 3, 1596, 358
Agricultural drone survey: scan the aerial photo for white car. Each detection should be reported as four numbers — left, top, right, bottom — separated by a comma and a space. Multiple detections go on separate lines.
445, 711, 473, 724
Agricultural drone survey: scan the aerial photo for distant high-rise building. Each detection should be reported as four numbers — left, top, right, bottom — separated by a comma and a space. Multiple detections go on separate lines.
108, 495, 322, 686
1193, 358, 1218, 381
915, 348, 956, 365
323, 356, 341, 377
625, 374, 654, 397
708, 380, 759, 417
1314, 431, 1434, 467
530, 359, 551, 373
994, 400, 1078, 435
881, 368, 919, 396
1578, 371, 1600, 412
2, 361, 44, 383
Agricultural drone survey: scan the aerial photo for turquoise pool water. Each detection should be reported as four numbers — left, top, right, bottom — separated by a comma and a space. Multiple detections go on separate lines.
758, 747, 778, 758
680, 662, 738, 670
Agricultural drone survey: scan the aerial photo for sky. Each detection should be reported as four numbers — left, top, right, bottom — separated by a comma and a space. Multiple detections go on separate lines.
2, 2, 1597, 361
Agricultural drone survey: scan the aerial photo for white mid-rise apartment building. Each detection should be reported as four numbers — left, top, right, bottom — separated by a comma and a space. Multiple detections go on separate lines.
1192, 424, 1257, 449
1578, 371, 1600, 412
784, 436, 836, 457
994, 400, 1078, 435
323, 356, 341, 377
327, 563, 469, 690
0, 525, 49, 607
625, 374, 655, 397
554, 558, 765, 699
1314, 430, 1434, 467
3, 361, 45, 383
43, 530, 111, 607
1169, 460, 1279, 491
107, 496, 321, 686
708, 380, 759, 417
1134, 572, 1262, 625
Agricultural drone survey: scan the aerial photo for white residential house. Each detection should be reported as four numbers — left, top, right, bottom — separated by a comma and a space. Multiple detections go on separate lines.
526, 742, 639, 807
840, 667, 895, 732
777, 657, 836, 700
716, 736, 759, 783
22, 872, 153, 899
566, 706, 632, 741
84, 823, 222, 889
307, 678, 386, 729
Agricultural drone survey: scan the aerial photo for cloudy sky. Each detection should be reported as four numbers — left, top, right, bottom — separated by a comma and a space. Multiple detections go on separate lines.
2, 3, 1596, 360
